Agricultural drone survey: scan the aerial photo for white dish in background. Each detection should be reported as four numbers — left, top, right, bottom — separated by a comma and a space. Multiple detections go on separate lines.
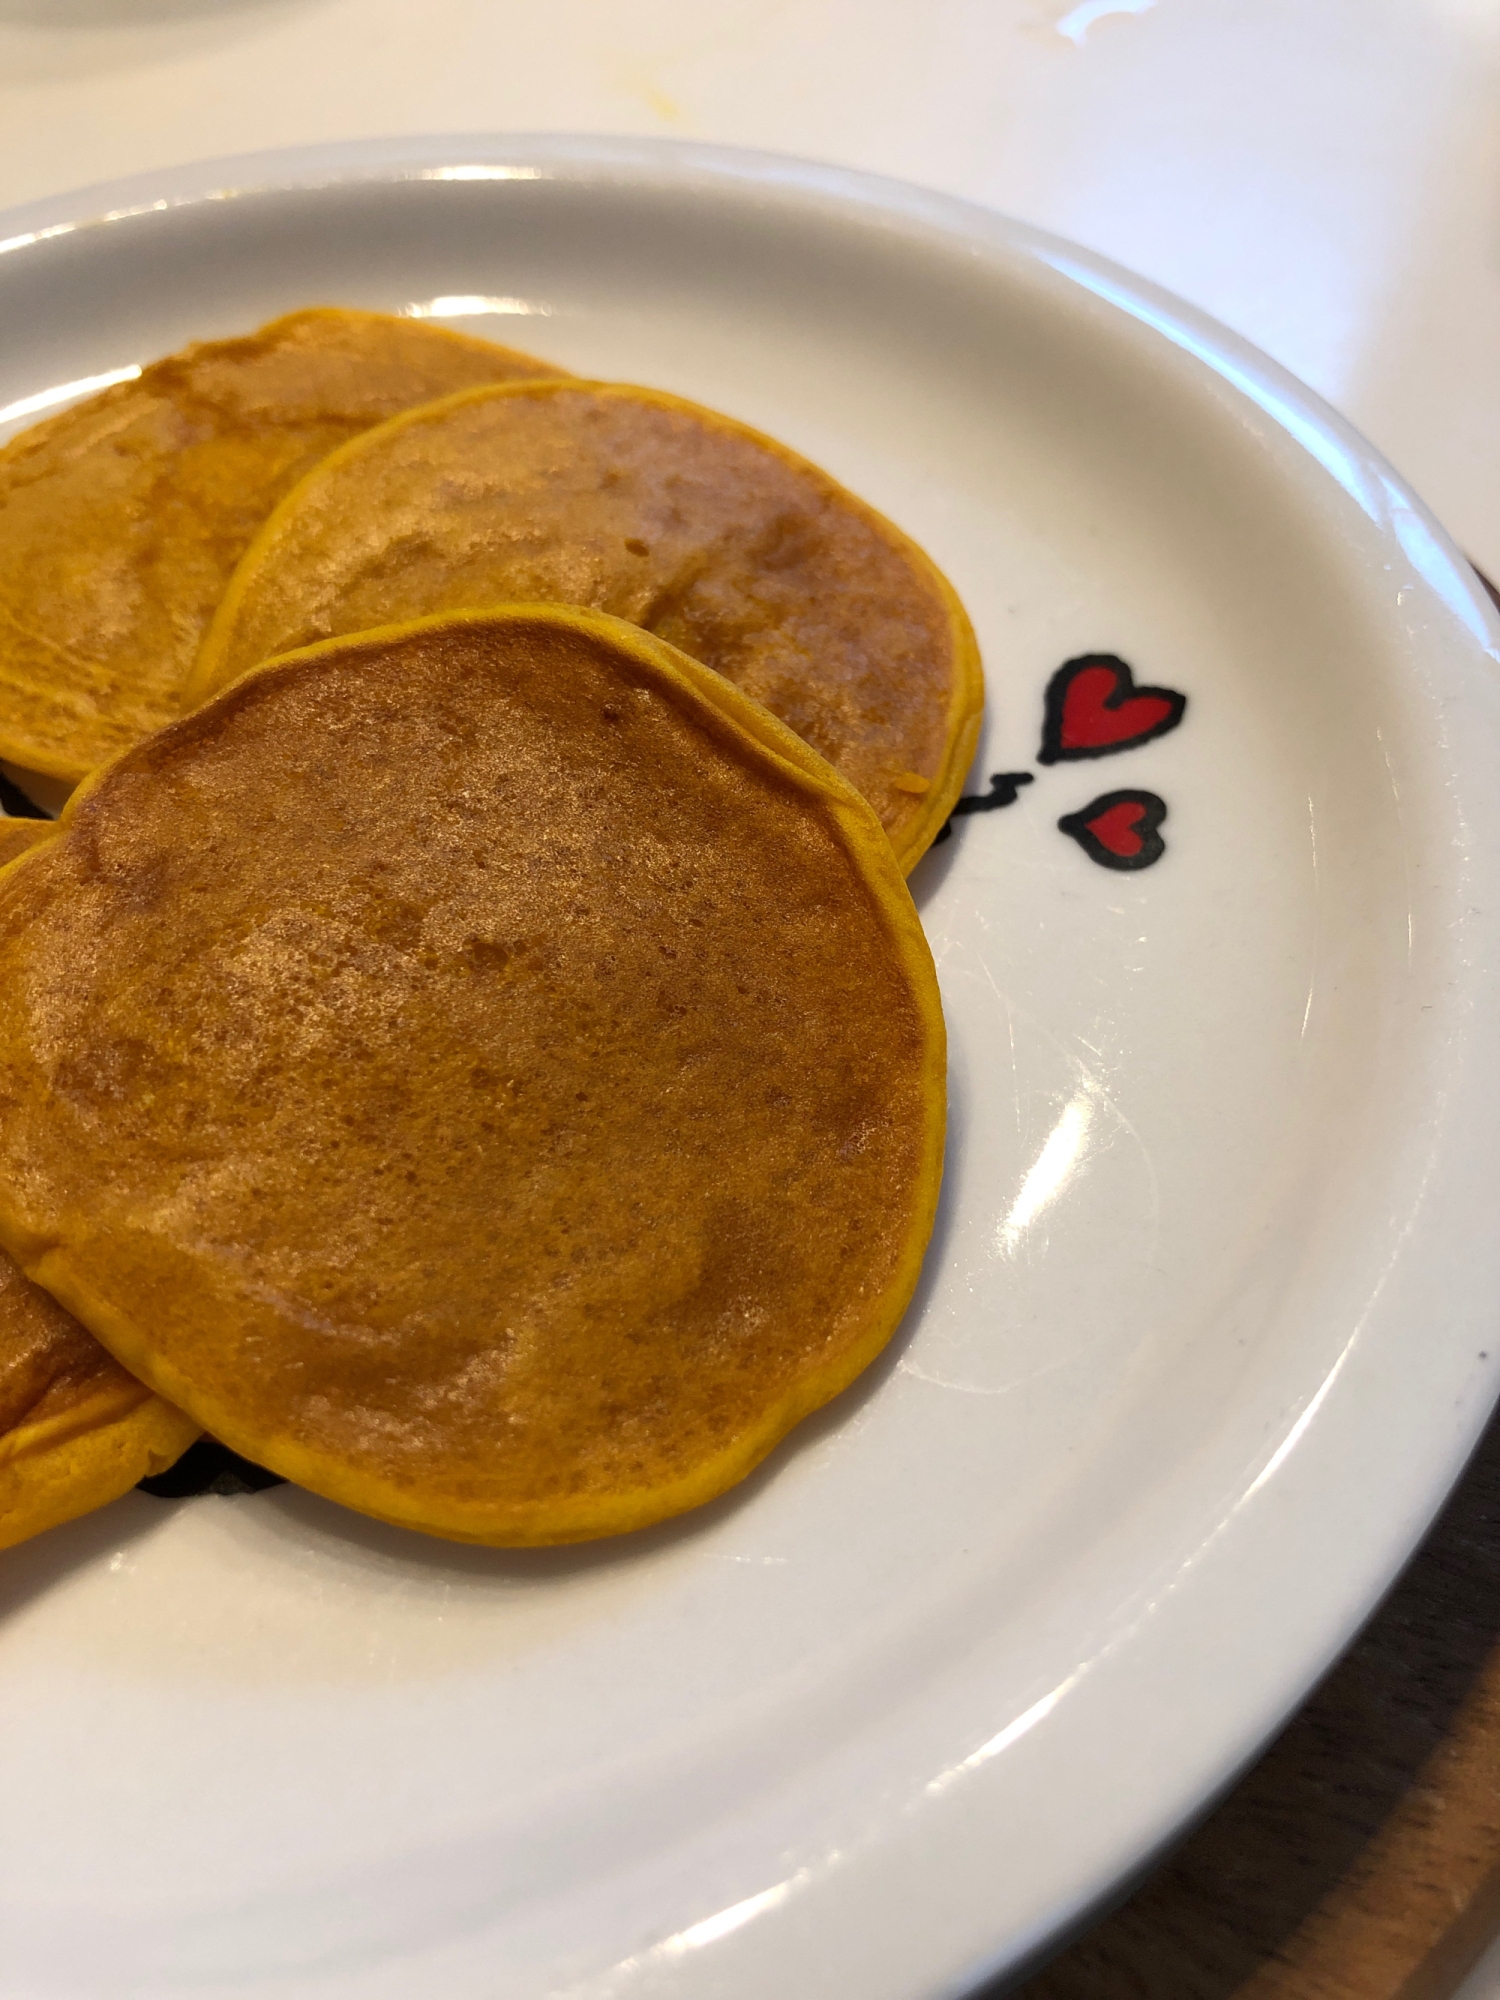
2, 135, 1499, 2000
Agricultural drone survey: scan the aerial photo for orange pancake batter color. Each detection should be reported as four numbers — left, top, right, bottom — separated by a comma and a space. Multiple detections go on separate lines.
0, 816, 196, 1551
0, 308, 564, 782
0, 609, 945, 1544
191, 380, 984, 869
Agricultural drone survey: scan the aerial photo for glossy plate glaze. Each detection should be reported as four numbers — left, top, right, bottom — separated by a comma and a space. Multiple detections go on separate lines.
2, 137, 1499, 2000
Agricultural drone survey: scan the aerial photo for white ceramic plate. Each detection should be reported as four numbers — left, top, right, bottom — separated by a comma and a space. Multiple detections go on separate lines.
3, 136, 1500, 2000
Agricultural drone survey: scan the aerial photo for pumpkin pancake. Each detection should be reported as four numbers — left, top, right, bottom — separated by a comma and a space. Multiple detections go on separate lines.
0, 815, 53, 866
0, 607, 945, 1545
0, 307, 565, 783
0, 1253, 197, 1552
189, 380, 984, 870
0, 820, 197, 1549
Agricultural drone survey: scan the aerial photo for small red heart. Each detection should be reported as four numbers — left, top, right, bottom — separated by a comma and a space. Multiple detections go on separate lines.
1086, 800, 1150, 857
1059, 789, 1167, 871
1040, 655, 1186, 764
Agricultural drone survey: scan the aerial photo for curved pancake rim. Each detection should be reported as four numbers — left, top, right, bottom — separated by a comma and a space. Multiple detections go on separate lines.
187, 377, 985, 870
0, 307, 566, 786
5, 604, 946, 1546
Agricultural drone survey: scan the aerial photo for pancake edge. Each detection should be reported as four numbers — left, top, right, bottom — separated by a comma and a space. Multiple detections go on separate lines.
0, 1393, 198, 1551
0, 307, 567, 785
0, 822, 200, 1551
186, 376, 986, 870
10, 604, 948, 1545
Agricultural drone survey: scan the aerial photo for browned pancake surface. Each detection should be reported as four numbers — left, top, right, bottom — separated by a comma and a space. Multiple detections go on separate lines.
0, 308, 564, 780
193, 381, 983, 868
0, 815, 197, 1546
0, 817, 52, 865
0, 609, 944, 1543
0, 1250, 147, 1451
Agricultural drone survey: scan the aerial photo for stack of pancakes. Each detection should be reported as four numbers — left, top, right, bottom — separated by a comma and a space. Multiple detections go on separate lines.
0, 309, 980, 1553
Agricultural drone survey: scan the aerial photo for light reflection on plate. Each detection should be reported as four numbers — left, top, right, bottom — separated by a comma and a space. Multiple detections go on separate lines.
0, 135, 1498, 2000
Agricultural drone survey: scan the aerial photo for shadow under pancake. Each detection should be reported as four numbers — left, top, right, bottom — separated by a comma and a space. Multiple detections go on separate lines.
2, 1325, 934, 1609
153, 1114, 962, 1586
137, 1436, 285, 1498
242, 1252, 949, 1584
909, 767, 1037, 912
0, 1488, 182, 1623
908, 810, 963, 907
182, 1076, 962, 1582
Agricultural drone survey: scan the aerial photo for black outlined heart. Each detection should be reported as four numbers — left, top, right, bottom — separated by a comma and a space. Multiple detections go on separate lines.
1058, 789, 1167, 870
1039, 654, 1186, 764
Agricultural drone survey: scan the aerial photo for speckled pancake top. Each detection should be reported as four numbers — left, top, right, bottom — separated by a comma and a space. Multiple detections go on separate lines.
191, 379, 983, 869
0, 308, 564, 781
0, 811, 198, 1549
0, 607, 945, 1544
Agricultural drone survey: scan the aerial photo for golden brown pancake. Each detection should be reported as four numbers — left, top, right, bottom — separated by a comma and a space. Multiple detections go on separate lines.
0, 607, 945, 1545
0, 1253, 198, 1552
0, 814, 198, 1549
190, 380, 983, 870
0, 816, 52, 866
0, 308, 565, 783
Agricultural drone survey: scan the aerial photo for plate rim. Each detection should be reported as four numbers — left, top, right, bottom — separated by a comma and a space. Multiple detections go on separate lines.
4, 132, 1500, 2000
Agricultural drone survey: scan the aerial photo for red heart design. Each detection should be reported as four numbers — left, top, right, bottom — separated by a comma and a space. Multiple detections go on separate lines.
1058, 790, 1167, 871
1086, 800, 1151, 857
1040, 655, 1186, 764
